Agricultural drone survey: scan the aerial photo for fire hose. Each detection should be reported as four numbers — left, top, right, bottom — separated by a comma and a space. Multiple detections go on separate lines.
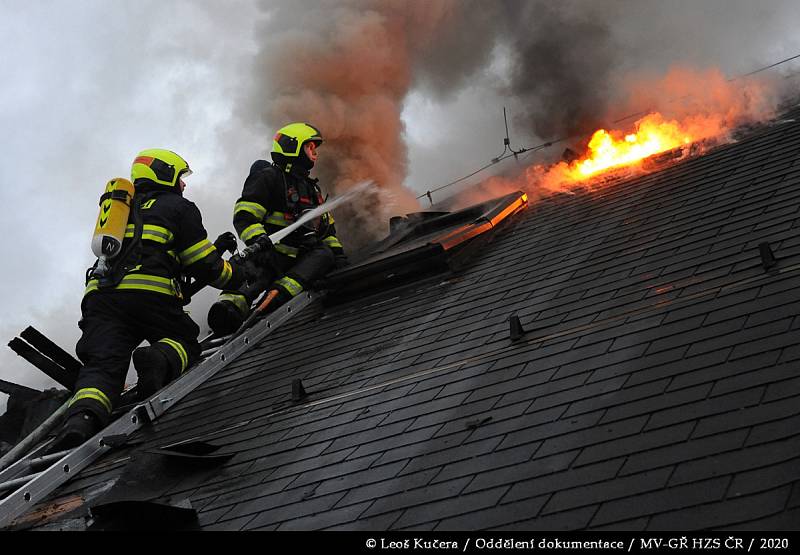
186, 181, 375, 334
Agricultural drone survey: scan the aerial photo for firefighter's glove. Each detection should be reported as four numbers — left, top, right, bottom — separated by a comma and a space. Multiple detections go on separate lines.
214, 231, 238, 255
242, 235, 274, 269
252, 234, 274, 253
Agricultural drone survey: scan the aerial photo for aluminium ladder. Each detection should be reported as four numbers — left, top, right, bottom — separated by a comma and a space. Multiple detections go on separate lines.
0, 291, 319, 528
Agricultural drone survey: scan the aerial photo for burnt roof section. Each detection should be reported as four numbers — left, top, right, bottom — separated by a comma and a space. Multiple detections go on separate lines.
11, 106, 800, 530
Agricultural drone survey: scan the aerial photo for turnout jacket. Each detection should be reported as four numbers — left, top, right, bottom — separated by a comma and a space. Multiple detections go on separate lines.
85, 182, 243, 300
232, 161, 344, 258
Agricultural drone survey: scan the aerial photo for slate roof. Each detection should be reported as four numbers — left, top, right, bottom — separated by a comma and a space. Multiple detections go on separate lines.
12, 106, 800, 531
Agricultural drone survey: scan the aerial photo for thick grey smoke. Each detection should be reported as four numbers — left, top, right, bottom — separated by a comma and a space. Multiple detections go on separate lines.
502, 2, 618, 140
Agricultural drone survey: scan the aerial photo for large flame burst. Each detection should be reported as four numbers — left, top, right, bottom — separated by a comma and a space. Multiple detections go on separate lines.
568, 113, 693, 179
528, 109, 736, 191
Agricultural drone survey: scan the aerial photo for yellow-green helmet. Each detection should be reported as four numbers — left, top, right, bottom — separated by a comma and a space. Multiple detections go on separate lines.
131, 148, 192, 188
272, 123, 323, 159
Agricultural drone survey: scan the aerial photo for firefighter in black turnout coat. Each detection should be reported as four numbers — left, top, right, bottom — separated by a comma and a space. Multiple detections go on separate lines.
207, 122, 345, 335
51, 149, 246, 450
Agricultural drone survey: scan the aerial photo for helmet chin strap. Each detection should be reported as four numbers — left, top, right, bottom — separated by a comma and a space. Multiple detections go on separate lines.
297, 148, 315, 171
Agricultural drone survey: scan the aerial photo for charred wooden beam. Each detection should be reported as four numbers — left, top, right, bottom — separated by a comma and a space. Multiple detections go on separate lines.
0, 380, 40, 400
7, 339, 76, 390
20, 327, 82, 374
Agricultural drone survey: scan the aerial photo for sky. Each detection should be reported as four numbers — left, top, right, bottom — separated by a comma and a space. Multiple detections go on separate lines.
1, 0, 799, 410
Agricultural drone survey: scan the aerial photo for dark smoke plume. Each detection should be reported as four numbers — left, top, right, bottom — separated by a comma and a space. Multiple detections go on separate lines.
503, 2, 618, 140
242, 0, 797, 247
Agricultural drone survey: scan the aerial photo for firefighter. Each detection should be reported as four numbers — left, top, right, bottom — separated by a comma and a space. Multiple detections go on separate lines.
50, 149, 246, 451
207, 122, 345, 335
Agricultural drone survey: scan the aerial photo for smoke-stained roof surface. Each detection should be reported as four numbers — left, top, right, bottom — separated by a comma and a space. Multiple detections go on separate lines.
9, 105, 800, 531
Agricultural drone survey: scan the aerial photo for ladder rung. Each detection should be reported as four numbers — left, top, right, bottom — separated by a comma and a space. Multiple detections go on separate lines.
200, 346, 222, 358
0, 445, 73, 487
200, 333, 235, 358
26, 450, 74, 472
0, 472, 44, 495
197, 332, 215, 346
201, 335, 231, 349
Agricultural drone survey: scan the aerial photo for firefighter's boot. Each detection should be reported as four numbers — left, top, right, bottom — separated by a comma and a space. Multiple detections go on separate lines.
207, 296, 249, 336
47, 410, 101, 454
133, 345, 174, 400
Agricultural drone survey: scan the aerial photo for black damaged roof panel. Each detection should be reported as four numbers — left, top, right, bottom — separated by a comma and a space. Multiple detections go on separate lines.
11, 107, 800, 531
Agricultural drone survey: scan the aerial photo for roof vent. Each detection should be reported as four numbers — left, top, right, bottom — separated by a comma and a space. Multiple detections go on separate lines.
509, 314, 526, 341
292, 379, 308, 402
759, 242, 778, 271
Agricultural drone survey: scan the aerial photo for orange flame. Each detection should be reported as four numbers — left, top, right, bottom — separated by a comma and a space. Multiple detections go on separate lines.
451, 67, 781, 212
567, 113, 693, 179
532, 106, 758, 192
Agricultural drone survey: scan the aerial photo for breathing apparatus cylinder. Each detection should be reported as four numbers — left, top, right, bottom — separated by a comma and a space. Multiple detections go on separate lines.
91, 177, 135, 277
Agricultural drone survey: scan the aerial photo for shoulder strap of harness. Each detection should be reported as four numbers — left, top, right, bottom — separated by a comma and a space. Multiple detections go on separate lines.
98, 189, 132, 204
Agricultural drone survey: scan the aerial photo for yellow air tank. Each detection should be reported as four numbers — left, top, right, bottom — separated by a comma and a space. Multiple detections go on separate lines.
91, 177, 135, 277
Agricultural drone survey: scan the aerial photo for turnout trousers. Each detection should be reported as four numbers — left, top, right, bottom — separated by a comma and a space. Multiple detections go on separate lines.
69, 291, 201, 425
